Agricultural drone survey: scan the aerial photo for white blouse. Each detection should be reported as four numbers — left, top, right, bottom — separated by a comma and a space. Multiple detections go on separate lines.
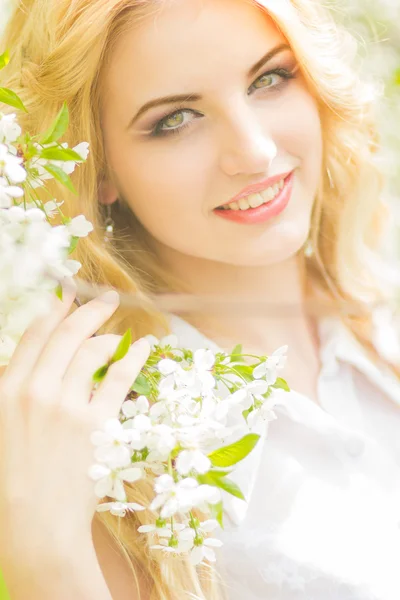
168, 312, 400, 600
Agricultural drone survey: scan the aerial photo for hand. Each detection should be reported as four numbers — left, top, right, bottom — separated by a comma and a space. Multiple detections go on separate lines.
0, 277, 150, 566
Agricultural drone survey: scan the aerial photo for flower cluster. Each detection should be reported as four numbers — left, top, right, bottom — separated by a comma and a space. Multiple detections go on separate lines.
88, 332, 288, 565
0, 50, 290, 566
0, 53, 93, 365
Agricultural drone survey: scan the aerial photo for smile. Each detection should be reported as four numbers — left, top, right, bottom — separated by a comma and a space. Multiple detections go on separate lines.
213, 171, 295, 225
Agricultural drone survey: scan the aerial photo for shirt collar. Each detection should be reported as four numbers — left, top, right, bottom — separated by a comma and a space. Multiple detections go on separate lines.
317, 312, 400, 408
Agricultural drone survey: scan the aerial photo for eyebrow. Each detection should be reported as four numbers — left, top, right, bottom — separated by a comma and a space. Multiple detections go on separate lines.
127, 42, 291, 130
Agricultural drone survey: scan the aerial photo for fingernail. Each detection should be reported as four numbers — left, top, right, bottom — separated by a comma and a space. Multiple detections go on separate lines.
99, 290, 120, 304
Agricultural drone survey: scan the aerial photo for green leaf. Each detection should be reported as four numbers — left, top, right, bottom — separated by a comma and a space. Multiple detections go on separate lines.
198, 469, 233, 484
209, 500, 224, 529
0, 87, 27, 112
230, 364, 253, 382
55, 283, 63, 301
92, 364, 109, 383
215, 477, 245, 500
40, 147, 84, 162
230, 343, 243, 361
242, 406, 253, 421
208, 433, 260, 468
272, 377, 290, 392
40, 102, 69, 145
198, 470, 244, 499
0, 50, 10, 70
43, 163, 77, 195
131, 372, 151, 395
110, 328, 132, 363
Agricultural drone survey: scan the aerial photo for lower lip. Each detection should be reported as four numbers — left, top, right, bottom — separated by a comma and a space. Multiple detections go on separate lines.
214, 171, 295, 225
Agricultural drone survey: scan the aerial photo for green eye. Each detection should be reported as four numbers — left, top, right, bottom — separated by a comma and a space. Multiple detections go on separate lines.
163, 112, 185, 129
151, 67, 296, 138
253, 73, 276, 89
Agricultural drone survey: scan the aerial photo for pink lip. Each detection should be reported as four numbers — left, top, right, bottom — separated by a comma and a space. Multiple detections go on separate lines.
213, 171, 294, 225
223, 170, 294, 206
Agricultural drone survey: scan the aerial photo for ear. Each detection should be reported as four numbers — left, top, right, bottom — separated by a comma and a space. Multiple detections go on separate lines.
98, 178, 119, 206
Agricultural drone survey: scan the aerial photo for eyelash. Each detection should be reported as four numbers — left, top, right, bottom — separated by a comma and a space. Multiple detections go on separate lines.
149, 67, 297, 138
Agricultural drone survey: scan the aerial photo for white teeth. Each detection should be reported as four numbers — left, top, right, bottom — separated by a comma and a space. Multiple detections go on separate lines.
222, 176, 286, 212
248, 193, 264, 209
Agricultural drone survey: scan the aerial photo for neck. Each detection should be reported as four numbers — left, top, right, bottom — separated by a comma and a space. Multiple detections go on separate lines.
155, 244, 321, 364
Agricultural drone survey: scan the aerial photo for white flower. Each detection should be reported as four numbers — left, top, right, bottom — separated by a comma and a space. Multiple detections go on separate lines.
196, 519, 220, 535
230, 379, 270, 411
0, 206, 72, 294
150, 475, 197, 518
247, 396, 279, 429
96, 501, 145, 517
175, 449, 211, 476
90, 418, 137, 469
150, 536, 194, 556
0, 113, 21, 144
145, 424, 177, 458
42, 199, 64, 217
22, 199, 64, 218
66, 214, 93, 237
88, 463, 143, 501
190, 537, 223, 565
72, 141, 90, 160
150, 475, 221, 518
0, 144, 27, 183
0, 176, 24, 208
253, 345, 288, 384
157, 358, 179, 376
181, 518, 222, 564
131, 413, 152, 433
138, 521, 186, 536
122, 395, 149, 419
149, 523, 197, 555
190, 348, 216, 391
158, 348, 216, 399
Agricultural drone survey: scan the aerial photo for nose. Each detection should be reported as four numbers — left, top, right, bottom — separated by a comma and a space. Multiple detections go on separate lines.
218, 105, 278, 178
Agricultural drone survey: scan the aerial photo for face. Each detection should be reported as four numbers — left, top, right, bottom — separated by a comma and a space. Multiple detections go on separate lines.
100, 0, 323, 269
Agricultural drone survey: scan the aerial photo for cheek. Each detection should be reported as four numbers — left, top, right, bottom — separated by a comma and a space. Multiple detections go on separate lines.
275, 89, 323, 172
114, 139, 211, 224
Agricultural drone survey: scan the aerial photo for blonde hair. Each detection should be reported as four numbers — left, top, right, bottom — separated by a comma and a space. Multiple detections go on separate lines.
1, 0, 399, 597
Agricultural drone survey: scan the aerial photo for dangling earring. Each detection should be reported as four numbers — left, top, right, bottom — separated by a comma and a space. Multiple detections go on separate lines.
103, 204, 115, 244
303, 236, 314, 258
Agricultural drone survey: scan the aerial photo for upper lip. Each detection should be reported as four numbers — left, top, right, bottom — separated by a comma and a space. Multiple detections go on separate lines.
220, 170, 293, 207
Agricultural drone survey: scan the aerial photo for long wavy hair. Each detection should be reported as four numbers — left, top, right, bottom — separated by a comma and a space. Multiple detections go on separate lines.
1, 0, 399, 598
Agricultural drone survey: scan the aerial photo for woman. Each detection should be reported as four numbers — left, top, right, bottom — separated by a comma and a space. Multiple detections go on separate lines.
1, 0, 400, 598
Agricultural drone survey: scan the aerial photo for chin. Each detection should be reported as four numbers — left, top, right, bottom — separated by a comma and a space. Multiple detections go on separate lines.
218, 232, 311, 267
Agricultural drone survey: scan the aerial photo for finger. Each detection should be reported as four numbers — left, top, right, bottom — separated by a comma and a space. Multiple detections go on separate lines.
90, 338, 150, 422
31, 289, 120, 394
1, 278, 77, 393
61, 334, 123, 409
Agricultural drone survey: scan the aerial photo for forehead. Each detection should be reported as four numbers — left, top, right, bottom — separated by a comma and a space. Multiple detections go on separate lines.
107, 0, 286, 87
